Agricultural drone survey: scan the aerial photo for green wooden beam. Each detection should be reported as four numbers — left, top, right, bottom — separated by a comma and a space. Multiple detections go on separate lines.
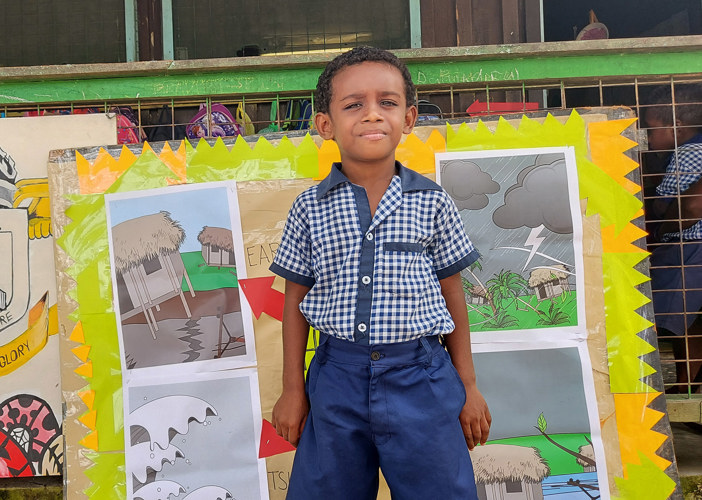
124, 0, 137, 63
162, 0, 174, 60
1, 37, 701, 104
407, 50, 702, 86
409, 0, 422, 49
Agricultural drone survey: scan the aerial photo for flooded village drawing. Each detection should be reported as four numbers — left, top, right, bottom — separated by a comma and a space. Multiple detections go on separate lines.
437, 148, 584, 336
106, 182, 255, 373
470, 345, 607, 499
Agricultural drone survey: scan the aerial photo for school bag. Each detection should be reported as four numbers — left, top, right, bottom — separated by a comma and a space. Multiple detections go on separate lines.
146, 105, 186, 142
257, 101, 280, 134
236, 103, 256, 136
282, 99, 313, 131
186, 103, 244, 140
110, 106, 144, 144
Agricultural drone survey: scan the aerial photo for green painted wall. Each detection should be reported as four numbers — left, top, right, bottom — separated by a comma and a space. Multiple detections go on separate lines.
0, 37, 701, 104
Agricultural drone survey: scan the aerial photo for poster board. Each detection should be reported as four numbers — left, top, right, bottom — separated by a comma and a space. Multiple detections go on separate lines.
0, 114, 117, 477
49, 109, 679, 499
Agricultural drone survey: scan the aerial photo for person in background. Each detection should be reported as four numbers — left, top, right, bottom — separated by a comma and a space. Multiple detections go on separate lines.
645, 84, 702, 393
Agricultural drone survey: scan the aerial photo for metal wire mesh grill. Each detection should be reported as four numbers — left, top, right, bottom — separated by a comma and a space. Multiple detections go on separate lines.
2, 73, 701, 397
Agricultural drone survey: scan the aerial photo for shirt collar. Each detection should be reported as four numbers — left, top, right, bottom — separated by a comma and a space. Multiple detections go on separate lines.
316, 161, 441, 200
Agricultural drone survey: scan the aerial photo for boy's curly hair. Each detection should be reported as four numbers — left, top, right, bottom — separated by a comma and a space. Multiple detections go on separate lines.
314, 46, 417, 114
645, 84, 702, 127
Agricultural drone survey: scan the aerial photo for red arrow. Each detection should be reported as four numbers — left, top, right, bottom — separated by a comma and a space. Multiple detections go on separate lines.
239, 276, 285, 321
466, 100, 538, 116
259, 419, 296, 458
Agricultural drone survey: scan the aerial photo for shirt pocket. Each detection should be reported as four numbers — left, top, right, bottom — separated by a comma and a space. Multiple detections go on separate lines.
380, 242, 431, 297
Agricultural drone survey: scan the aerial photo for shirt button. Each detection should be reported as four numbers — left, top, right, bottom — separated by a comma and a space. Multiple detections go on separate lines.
370, 351, 381, 361
361, 275, 371, 285
366, 232, 374, 241
357, 322, 367, 333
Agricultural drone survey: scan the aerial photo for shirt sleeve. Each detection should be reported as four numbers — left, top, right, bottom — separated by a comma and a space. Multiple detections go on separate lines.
269, 194, 315, 288
656, 145, 702, 196
429, 192, 480, 280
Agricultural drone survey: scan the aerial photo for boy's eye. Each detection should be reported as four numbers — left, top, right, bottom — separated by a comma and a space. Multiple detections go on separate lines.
381, 100, 398, 107
344, 103, 361, 110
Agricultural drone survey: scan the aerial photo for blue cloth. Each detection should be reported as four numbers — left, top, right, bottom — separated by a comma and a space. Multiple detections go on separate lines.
286, 334, 478, 500
656, 133, 702, 242
270, 161, 479, 345
650, 241, 702, 335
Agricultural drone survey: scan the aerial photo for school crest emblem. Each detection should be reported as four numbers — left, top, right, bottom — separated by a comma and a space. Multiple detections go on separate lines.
0, 209, 30, 337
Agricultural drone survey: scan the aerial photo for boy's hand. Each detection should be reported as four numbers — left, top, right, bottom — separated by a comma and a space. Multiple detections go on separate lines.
459, 385, 491, 450
271, 388, 309, 447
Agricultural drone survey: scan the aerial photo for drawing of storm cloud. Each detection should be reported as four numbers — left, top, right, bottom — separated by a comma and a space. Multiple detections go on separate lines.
441, 160, 500, 210
492, 155, 573, 234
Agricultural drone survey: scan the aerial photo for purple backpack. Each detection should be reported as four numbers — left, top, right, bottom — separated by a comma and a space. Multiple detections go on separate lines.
186, 103, 244, 140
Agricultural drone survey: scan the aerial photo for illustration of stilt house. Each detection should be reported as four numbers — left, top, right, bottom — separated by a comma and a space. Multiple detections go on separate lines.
577, 443, 596, 472
197, 226, 236, 268
528, 265, 571, 302
112, 211, 195, 339
471, 444, 549, 500
465, 285, 489, 306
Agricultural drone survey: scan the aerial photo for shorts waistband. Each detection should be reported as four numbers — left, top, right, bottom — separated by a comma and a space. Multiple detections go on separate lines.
315, 334, 442, 367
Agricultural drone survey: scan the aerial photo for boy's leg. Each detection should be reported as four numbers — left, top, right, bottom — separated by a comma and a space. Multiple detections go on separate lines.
374, 337, 478, 500
286, 336, 380, 500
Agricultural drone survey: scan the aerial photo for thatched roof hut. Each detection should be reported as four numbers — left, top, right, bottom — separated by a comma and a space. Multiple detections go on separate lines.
471, 444, 550, 484
469, 285, 489, 298
112, 211, 185, 274
576, 443, 595, 467
197, 226, 234, 253
528, 265, 569, 288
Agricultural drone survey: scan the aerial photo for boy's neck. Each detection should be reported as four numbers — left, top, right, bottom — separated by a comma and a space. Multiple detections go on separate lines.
339, 157, 398, 218
677, 126, 702, 144
339, 158, 397, 188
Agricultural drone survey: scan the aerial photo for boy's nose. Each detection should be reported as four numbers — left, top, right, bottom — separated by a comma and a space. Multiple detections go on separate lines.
363, 103, 383, 122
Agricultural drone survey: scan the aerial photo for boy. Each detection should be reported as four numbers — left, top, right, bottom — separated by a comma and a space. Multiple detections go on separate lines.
645, 84, 702, 391
270, 47, 491, 499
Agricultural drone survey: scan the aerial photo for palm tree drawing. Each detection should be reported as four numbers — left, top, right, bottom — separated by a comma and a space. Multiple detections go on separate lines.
486, 269, 541, 315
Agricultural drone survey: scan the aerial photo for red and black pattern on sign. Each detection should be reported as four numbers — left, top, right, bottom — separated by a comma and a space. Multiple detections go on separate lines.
0, 395, 61, 476
0, 427, 33, 477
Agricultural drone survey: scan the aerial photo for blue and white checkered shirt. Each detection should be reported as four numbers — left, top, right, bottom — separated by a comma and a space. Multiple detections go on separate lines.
270, 162, 479, 345
656, 134, 702, 242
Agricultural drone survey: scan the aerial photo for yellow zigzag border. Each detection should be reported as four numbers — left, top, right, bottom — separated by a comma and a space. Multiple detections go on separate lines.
446, 113, 674, 499
62, 121, 674, 499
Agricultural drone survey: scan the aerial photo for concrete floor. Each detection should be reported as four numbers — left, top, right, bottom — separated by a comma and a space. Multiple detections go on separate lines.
671, 422, 702, 477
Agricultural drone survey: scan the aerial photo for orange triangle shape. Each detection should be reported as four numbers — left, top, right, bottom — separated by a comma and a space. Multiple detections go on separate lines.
71, 344, 91, 363
69, 322, 85, 343
601, 223, 649, 254
74, 360, 93, 379
78, 410, 97, 431
79, 430, 99, 451
78, 389, 96, 410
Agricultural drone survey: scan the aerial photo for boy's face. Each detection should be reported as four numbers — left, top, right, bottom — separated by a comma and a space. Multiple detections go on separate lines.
315, 61, 417, 167
645, 116, 676, 152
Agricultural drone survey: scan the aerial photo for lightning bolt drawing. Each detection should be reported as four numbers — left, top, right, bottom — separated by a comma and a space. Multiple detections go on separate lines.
523, 224, 546, 271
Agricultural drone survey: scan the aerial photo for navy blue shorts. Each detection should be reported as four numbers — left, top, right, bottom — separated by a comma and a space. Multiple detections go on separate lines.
650, 241, 702, 335
286, 334, 478, 500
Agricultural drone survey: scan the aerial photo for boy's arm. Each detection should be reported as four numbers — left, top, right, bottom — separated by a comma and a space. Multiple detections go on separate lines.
440, 272, 492, 450
655, 176, 702, 238
271, 280, 312, 446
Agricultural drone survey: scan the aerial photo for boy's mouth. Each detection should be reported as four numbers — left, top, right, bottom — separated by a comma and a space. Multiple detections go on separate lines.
361, 131, 386, 140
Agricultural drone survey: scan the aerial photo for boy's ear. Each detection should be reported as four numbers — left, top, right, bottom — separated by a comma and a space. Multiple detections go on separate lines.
315, 112, 334, 140
403, 105, 418, 134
